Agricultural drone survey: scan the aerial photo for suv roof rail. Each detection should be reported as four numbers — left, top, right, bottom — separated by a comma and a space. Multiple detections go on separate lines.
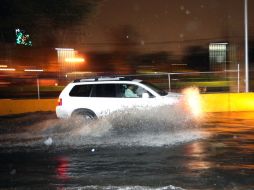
73, 76, 133, 83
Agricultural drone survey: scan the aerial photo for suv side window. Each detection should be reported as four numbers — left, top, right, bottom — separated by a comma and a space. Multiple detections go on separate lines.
115, 84, 128, 98
116, 84, 154, 98
91, 84, 116, 97
69, 84, 92, 97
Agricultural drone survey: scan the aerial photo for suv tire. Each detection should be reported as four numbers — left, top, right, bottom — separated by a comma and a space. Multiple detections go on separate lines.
71, 109, 97, 120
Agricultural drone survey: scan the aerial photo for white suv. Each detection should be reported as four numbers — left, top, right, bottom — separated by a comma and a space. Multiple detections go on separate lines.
56, 77, 185, 119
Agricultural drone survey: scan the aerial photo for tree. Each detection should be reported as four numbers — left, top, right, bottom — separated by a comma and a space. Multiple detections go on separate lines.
182, 46, 209, 71
0, 0, 100, 47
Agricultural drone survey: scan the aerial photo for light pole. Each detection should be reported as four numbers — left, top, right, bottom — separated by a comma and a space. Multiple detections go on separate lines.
244, 0, 249, 92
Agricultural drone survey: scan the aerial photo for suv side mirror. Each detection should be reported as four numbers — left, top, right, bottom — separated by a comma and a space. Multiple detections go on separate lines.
142, 92, 149, 98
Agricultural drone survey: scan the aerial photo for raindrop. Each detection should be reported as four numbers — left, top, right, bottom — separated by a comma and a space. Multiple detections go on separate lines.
10, 169, 16, 175
185, 10, 191, 15
179, 33, 184, 38
154, 14, 159, 18
133, 4, 140, 11
44, 137, 53, 146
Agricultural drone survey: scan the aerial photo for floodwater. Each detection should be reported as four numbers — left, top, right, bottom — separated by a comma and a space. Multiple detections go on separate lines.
0, 108, 254, 190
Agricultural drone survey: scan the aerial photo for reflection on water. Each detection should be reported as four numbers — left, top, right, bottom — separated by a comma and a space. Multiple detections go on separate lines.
56, 156, 70, 180
204, 112, 254, 153
185, 142, 214, 170
0, 111, 254, 189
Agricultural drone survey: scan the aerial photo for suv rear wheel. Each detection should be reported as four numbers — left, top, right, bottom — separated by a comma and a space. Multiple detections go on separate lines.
71, 109, 97, 120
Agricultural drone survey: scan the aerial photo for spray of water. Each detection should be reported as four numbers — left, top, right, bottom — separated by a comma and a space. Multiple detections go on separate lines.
0, 101, 204, 149
182, 87, 203, 118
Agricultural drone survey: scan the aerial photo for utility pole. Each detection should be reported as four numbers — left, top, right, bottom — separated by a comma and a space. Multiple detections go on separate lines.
244, 0, 249, 92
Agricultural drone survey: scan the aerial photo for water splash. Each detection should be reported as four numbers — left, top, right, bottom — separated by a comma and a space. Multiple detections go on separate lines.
0, 104, 204, 149
182, 87, 202, 118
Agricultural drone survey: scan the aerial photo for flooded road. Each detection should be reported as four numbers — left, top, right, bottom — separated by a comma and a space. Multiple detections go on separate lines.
0, 111, 254, 190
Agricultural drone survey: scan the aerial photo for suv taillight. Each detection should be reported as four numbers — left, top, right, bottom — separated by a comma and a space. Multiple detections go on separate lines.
57, 98, 62, 106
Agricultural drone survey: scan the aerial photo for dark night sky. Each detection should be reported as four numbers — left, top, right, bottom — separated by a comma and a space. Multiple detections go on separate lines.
78, 0, 254, 54
1, 0, 254, 55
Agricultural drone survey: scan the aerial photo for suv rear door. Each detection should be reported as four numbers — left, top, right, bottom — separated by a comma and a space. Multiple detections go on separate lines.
90, 83, 123, 116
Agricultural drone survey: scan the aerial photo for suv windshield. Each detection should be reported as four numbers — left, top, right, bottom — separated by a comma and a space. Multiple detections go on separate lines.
141, 81, 167, 96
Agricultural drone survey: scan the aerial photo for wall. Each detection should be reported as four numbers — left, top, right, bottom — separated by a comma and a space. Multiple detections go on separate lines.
1, 93, 254, 116
0, 99, 56, 116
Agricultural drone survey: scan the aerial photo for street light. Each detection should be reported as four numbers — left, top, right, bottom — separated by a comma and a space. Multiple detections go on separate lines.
65, 57, 85, 63
24, 69, 44, 72
0, 68, 16, 71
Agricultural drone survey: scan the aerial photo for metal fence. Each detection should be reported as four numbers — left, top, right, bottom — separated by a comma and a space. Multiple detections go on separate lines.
121, 68, 240, 94
0, 68, 241, 99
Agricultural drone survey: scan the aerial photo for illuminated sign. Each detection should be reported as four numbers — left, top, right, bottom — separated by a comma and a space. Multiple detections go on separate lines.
15, 28, 32, 46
